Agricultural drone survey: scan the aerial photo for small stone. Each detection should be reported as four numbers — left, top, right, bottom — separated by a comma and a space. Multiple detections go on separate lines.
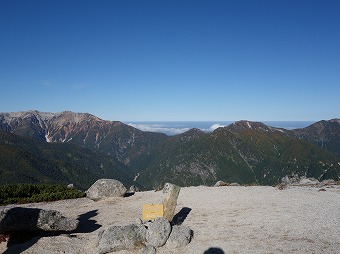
165, 224, 193, 248
129, 185, 140, 193
145, 217, 171, 247
67, 183, 74, 189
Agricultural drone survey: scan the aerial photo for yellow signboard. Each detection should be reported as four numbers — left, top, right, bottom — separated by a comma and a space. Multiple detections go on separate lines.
142, 204, 164, 221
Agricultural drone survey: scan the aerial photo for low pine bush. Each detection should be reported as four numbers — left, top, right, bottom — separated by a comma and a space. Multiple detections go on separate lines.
0, 184, 85, 205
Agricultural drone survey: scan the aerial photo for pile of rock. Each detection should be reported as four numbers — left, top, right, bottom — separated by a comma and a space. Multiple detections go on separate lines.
95, 181, 193, 253
98, 217, 193, 254
1, 180, 193, 253
279, 174, 339, 190
281, 174, 323, 186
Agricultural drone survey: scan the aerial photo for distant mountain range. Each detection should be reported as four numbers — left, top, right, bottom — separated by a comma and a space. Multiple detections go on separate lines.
0, 130, 132, 190
292, 119, 340, 155
1, 110, 339, 189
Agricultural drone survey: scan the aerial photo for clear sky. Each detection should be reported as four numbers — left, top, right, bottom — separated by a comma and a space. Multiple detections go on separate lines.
0, 0, 339, 121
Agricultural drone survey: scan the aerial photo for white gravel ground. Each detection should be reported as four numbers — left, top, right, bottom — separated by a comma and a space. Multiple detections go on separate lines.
1, 185, 340, 254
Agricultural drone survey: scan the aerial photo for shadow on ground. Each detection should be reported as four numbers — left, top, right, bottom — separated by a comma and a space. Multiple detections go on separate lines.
124, 192, 135, 197
74, 209, 101, 233
204, 247, 225, 254
2, 209, 101, 254
171, 207, 192, 225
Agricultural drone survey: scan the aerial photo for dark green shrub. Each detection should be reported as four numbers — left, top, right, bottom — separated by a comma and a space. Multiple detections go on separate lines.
0, 184, 85, 205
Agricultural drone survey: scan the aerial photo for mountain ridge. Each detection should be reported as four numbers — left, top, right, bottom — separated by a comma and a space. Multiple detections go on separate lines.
137, 120, 340, 188
0, 110, 168, 168
292, 118, 340, 155
0, 130, 133, 190
1, 110, 339, 189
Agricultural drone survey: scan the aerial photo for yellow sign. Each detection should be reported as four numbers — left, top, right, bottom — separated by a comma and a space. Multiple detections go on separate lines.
142, 204, 164, 221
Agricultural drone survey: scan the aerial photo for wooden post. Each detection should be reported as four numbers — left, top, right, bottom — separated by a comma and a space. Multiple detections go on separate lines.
162, 183, 181, 221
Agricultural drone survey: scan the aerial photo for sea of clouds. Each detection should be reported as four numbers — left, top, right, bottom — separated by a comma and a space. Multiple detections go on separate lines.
127, 121, 314, 136
127, 122, 229, 135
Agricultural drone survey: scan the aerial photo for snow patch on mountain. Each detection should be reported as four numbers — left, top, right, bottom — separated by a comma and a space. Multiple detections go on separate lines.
45, 133, 51, 142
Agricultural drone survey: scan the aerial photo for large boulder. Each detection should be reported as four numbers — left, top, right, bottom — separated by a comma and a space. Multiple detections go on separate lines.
165, 224, 193, 249
128, 185, 140, 193
98, 223, 146, 254
86, 179, 127, 201
145, 217, 171, 247
0, 207, 79, 233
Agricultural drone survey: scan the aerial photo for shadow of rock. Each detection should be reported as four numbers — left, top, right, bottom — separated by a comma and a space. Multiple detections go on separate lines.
73, 209, 101, 233
124, 192, 135, 198
3, 231, 41, 254
2, 209, 101, 253
1, 207, 41, 253
171, 207, 192, 225
0, 207, 41, 232
204, 247, 225, 254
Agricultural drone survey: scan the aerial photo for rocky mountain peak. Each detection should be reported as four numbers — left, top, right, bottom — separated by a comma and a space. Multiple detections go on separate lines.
175, 128, 206, 142
0, 110, 169, 166
1, 110, 55, 120
50, 111, 103, 126
294, 119, 340, 135
330, 118, 340, 124
0, 110, 56, 138
186, 128, 205, 134
226, 120, 273, 132
292, 119, 340, 155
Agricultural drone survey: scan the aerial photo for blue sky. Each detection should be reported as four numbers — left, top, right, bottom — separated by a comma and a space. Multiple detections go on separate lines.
0, 0, 339, 121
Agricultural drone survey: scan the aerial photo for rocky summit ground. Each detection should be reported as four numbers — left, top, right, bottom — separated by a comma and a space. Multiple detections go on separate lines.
1, 185, 340, 254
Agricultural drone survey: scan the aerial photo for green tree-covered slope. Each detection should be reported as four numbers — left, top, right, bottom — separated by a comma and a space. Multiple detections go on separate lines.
136, 122, 340, 189
0, 131, 133, 190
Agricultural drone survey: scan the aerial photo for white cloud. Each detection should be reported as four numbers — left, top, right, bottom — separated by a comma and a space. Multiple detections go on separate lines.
208, 123, 225, 131
200, 123, 226, 132
128, 123, 190, 135
128, 122, 226, 135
